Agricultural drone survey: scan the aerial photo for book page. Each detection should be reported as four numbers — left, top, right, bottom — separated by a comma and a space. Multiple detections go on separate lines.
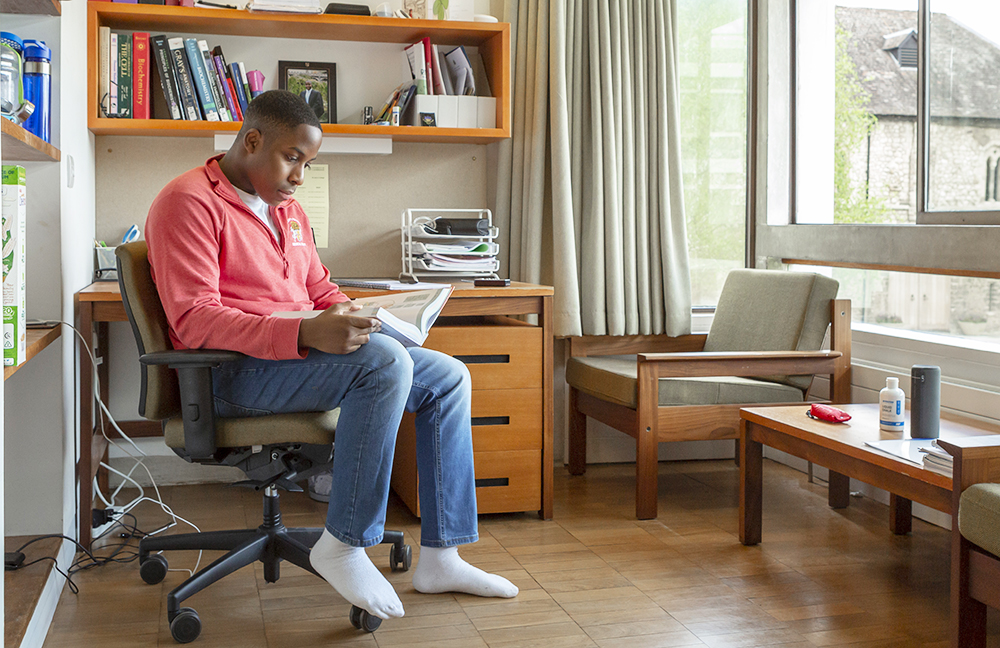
353, 288, 451, 330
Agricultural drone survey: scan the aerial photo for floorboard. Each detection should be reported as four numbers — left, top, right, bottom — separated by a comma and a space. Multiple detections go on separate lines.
41, 460, 1000, 647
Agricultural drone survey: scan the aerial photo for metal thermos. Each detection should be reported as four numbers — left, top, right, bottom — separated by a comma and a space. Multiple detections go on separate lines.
910, 365, 941, 439
22, 39, 50, 142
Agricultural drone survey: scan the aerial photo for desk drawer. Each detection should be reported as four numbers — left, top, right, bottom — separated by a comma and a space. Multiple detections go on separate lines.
426, 326, 542, 390
471, 388, 542, 452
474, 449, 541, 514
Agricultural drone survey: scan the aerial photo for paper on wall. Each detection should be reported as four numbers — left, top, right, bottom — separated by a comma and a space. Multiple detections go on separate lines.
298, 164, 330, 248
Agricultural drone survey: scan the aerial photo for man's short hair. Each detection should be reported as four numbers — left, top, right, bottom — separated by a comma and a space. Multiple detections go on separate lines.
243, 90, 321, 136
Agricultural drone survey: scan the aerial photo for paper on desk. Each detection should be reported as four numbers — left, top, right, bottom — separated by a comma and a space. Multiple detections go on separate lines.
297, 164, 330, 248
864, 438, 940, 466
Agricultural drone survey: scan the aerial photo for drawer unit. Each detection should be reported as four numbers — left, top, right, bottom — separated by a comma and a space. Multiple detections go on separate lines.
391, 323, 546, 517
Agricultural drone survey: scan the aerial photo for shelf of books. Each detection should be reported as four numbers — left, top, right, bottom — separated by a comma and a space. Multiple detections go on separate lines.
87, 2, 510, 144
0, 0, 59, 16
1, 119, 60, 163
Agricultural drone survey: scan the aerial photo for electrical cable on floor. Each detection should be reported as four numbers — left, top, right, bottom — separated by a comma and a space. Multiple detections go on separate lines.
21, 322, 208, 587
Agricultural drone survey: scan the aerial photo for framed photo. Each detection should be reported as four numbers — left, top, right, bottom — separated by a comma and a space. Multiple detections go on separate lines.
278, 61, 337, 124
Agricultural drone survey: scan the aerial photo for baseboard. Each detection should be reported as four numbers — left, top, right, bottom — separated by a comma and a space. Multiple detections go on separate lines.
18, 539, 76, 648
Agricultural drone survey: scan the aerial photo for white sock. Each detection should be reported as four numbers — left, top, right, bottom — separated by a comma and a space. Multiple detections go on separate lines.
309, 529, 404, 620
412, 546, 518, 598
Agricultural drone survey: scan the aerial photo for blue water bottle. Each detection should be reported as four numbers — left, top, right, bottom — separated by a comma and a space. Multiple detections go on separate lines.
22, 39, 50, 142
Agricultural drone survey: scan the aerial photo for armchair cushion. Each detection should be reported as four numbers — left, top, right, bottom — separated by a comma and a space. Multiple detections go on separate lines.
958, 483, 1000, 558
704, 270, 839, 391
164, 409, 340, 449
566, 355, 805, 409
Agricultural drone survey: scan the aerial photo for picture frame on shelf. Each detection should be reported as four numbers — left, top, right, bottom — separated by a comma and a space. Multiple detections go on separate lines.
278, 61, 336, 124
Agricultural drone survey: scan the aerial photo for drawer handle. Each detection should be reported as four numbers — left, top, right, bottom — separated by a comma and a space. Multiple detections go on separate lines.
471, 416, 510, 426
454, 354, 510, 365
475, 477, 510, 488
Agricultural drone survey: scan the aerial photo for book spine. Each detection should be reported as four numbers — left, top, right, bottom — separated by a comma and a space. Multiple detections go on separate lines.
167, 37, 201, 120
99, 26, 111, 117
229, 62, 249, 114
226, 78, 244, 120
150, 35, 182, 120
132, 32, 150, 120
198, 40, 230, 121
117, 33, 131, 118
422, 37, 433, 96
110, 32, 118, 117
213, 55, 239, 120
183, 38, 219, 121
236, 62, 251, 104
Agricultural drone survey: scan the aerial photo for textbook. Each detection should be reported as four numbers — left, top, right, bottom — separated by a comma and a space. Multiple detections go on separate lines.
274, 287, 453, 347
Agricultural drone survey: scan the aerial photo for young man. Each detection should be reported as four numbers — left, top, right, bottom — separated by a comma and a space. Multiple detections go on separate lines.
145, 90, 517, 621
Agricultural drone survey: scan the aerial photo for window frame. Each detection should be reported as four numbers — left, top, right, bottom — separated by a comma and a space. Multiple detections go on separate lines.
751, 0, 1000, 281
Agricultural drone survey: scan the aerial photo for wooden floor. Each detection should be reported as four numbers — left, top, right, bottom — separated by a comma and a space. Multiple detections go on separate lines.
42, 460, 1000, 648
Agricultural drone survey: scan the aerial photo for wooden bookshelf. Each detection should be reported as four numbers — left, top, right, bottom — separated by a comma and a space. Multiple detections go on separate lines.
0, 0, 59, 16
4, 326, 61, 381
87, 2, 511, 143
1, 119, 60, 163
4, 536, 61, 648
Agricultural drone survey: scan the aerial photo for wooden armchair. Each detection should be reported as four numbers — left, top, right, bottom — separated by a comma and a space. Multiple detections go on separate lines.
937, 437, 1000, 648
567, 269, 852, 519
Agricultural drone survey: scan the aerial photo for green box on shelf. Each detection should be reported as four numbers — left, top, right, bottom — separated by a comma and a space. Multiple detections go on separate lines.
2, 165, 27, 367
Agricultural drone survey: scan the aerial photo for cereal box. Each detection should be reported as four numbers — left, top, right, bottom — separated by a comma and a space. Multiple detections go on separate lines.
2, 165, 26, 367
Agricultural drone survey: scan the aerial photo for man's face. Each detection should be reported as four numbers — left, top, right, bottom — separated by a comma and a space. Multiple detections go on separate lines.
245, 123, 322, 206
305, 81, 312, 90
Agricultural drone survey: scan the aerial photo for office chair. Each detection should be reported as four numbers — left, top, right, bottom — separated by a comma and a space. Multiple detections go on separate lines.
567, 269, 852, 519
115, 242, 412, 643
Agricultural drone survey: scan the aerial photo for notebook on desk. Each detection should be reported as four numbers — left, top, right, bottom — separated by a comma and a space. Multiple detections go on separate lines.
334, 278, 450, 291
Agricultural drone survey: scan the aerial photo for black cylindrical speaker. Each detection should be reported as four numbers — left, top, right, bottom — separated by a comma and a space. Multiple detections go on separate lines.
910, 365, 941, 439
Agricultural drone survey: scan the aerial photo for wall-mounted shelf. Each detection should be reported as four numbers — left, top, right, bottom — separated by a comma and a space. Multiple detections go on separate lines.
87, 2, 511, 143
1, 119, 60, 163
4, 326, 61, 381
0, 0, 59, 16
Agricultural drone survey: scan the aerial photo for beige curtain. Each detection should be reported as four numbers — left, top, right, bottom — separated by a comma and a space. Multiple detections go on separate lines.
495, 0, 691, 337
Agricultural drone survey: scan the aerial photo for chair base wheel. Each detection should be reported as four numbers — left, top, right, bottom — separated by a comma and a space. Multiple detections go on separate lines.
349, 605, 381, 632
169, 607, 201, 643
389, 543, 412, 572
139, 554, 168, 585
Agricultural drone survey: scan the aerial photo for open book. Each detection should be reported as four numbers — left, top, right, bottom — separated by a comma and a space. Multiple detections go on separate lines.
274, 287, 453, 348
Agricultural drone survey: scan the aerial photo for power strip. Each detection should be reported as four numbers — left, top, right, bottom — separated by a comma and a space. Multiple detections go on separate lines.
91, 506, 126, 541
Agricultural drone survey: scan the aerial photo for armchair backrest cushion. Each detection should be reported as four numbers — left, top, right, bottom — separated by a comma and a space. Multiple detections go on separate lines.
116, 241, 181, 421
704, 269, 839, 391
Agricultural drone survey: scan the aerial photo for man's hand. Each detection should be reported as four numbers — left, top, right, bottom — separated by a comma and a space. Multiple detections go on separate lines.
297, 301, 381, 354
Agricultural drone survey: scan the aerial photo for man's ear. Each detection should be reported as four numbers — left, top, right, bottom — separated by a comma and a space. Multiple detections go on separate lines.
242, 128, 263, 154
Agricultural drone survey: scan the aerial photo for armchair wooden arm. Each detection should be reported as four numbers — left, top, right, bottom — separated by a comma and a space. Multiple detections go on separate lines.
637, 351, 842, 379
937, 437, 1000, 648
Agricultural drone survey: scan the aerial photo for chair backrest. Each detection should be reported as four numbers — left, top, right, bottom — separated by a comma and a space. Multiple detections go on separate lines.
116, 241, 181, 421
704, 269, 839, 390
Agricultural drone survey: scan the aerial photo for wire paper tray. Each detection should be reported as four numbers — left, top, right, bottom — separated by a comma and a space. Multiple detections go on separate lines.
400, 208, 500, 282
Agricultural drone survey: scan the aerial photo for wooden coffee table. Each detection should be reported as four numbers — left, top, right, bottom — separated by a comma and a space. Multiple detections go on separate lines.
739, 403, 1000, 545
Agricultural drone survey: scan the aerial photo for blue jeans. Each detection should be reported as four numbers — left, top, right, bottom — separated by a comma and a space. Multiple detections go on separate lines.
211, 334, 479, 549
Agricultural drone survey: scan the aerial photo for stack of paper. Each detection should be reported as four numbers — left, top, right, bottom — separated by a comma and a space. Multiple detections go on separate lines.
405, 220, 499, 278
920, 442, 954, 477
247, 0, 321, 13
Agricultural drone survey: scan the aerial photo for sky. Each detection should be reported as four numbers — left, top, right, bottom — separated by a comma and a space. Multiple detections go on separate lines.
836, 0, 1000, 47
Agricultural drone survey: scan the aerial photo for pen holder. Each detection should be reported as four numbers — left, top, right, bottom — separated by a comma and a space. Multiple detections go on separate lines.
95, 245, 117, 282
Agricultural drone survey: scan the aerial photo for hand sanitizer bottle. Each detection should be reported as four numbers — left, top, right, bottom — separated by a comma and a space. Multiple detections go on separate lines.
879, 377, 905, 431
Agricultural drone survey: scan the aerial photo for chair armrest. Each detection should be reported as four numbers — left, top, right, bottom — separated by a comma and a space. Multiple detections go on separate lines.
139, 349, 242, 462
140, 349, 244, 368
937, 436, 1000, 494
635, 350, 842, 379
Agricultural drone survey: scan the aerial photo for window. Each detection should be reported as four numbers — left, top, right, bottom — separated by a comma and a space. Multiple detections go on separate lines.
678, 0, 748, 306
794, 0, 1000, 225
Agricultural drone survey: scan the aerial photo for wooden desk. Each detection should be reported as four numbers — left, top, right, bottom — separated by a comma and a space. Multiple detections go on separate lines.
75, 281, 554, 546
739, 403, 1000, 546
